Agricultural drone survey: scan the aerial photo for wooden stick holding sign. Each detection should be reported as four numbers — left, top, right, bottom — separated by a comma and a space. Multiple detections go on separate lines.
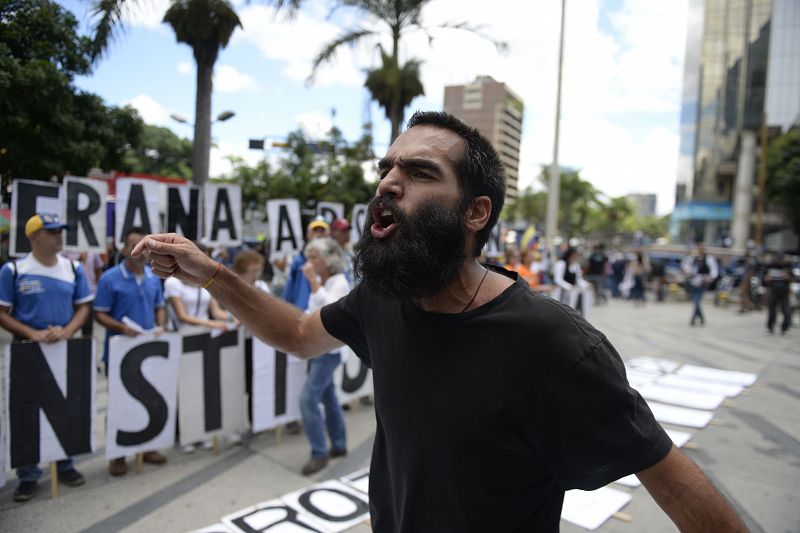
50, 463, 58, 498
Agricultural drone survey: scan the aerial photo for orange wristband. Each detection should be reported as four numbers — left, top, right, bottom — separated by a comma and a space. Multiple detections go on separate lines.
202, 262, 222, 289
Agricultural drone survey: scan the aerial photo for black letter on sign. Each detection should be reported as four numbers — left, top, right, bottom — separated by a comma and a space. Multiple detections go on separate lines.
318, 205, 337, 225
274, 350, 288, 416
122, 184, 153, 238
65, 180, 102, 247
117, 341, 170, 446
341, 359, 368, 394
275, 205, 298, 251
8, 338, 93, 468
210, 188, 237, 242
230, 505, 324, 533
297, 487, 369, 522
14, 181, 60, 255
167, 187, 200, 241
183, 330, 239, 432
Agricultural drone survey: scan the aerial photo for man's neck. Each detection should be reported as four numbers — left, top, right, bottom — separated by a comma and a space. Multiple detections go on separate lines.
124, 259, 145, 275
31, 249, 57, 267
416, 260, 512, 314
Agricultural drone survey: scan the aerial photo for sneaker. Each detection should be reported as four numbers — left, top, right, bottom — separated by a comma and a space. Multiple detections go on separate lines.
199, 439, 214, 451
179, 443, 196, 454
13, 481, 38, 502
301, 456, 328, 476
58, 468, 85, 487
142, 451, 167, 465
285, 421, 302, 435
329, 448, 347, 458
109, 458, 128, 476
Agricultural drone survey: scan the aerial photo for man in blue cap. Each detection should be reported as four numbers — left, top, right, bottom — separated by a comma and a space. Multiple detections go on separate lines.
0, 213, 94, 502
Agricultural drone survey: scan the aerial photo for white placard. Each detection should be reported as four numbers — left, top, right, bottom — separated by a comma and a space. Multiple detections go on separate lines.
222, 498, 326, 533
350, 203, 368, 244
204, 183, 242, 246
267, 199, 303, 257
656, 374, 744, 398
281, 480, 370, 533
251, 338, 305, 432
675, 365, 757, 386
178, 328, 247, 444
188, 524, 235, 533
646, 402, 714, 428
638, 384, 725, 410
10, 179, 62, 256
340, 468, 370, 495
333, 347, 373, 404
317, 202, 344, 226
63, 176, 108, 252
166, 184, 202, 242
561, 486, 632, 530
106, 333, 181, 458
626, 357, 681, 374
115, 178, 161, 246
3, 339, 96, 468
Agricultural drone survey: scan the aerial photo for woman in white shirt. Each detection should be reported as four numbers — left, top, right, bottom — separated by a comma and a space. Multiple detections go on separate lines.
297, 238, 350, 476
552, 247, 593, 319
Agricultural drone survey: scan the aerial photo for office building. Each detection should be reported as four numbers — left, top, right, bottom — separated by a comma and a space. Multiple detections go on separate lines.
444, 76, 524, 201
627, 193, 658, 218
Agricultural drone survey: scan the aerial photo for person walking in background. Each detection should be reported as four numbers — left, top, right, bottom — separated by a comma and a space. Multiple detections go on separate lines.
504, 246, 537, 288
330, 218, 354, 282
627, 250, 650, 306
298, 237, 349, 475
586, 243, 608, 304
94, 227, 168, 476
552, 247, 592, 318
0, 213, 93, 502
763, 252, 793, 335
682, 242, 718, 326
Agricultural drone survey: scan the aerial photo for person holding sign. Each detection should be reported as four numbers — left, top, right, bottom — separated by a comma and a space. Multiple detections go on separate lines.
94, 227, 169, 476
0, 213, 93, 502
298, 238, 350, 475
133, 112, 746, 532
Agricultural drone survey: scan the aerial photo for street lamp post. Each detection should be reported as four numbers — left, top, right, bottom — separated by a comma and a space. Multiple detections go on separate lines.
171, 111, 236, 185
545, 0, 566, 260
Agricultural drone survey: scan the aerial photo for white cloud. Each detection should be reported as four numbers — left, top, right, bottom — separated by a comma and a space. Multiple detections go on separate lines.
214, 64, 259, 92
295, 111, 333, 139
124, 93, 173, 126
120, 0, 172, 30
177, 61, 192, 75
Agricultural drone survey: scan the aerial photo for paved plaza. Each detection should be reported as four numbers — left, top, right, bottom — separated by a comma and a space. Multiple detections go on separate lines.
0, 295, 798, 532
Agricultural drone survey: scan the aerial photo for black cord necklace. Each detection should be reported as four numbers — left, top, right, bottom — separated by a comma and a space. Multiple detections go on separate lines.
461, 268, 489, 313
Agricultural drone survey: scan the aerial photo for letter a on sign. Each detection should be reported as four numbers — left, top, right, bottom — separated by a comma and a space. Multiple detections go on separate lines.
4, 338, 96, 468
204, 184, 242, 246
267, 199, 302, 257
64, 176, 107, 252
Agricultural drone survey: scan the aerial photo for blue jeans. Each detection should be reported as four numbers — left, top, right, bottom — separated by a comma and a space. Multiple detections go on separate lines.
17, 459, 75, 482
690, 286, 706, 323
300, 352, 347, 459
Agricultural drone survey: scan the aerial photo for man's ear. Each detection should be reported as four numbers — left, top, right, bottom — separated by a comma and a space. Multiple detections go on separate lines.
466, 196, 492, 235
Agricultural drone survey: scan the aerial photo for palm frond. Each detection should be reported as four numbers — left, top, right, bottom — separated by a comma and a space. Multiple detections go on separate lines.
437, 20, 508, 53
307, 27, 376, 83
89, 0, 130, 61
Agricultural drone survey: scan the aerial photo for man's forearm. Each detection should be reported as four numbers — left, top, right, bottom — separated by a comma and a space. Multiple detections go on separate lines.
639, 447, 747, 531
207, 266, 323, 357
0, 312, 37, 339
94, 312, 127, 334
64, 304, 90, 336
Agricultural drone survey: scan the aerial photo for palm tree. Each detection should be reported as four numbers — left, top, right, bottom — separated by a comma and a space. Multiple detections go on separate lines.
309, 0, 506, 144
89, 0, 301, 184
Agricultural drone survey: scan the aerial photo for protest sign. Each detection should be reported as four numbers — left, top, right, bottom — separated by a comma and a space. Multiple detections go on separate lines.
63, 177, 107, 252
3, 338, 95, 468
316, 202, 343, 226
105, 333, 181, 458
167, 184, 202, 242
251, 339, 305, 432
333, 347, 373, 404
350, 203, 368, 244
204, 184, 242, 246
10, 180, 62, 256
178, 328, 247, 444
115, 178, 161, 246
267, 199, 302, 257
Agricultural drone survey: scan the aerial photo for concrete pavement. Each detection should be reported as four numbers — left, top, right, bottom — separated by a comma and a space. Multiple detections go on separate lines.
0, 296, 798, 532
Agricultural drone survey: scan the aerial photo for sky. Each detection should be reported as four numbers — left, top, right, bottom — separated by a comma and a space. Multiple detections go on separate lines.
58, 0, 691, 216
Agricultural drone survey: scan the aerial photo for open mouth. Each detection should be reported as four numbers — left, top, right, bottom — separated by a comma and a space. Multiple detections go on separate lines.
370, 204, 400, 239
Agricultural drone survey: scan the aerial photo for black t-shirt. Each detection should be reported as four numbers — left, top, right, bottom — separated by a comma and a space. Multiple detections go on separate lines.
321, 266, 671, 532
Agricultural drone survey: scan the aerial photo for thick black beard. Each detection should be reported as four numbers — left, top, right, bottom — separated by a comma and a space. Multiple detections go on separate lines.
353, 195, 467, 300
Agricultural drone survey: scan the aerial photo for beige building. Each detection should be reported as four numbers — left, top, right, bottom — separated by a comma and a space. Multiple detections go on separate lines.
443, 76, 524, 201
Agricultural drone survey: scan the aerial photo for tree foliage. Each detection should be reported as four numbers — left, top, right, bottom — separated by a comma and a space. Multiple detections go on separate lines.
766, 129, 800, 234
226, 127, 375, 218
0, 0, 143, 183
123, 124, 193, 178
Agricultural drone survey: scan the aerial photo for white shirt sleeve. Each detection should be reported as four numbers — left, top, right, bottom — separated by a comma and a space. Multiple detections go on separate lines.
307, 273, 350, 313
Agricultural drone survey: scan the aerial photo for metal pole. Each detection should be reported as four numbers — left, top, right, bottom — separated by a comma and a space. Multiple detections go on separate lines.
755, 115, 768, 247
545, 0, 566, 259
